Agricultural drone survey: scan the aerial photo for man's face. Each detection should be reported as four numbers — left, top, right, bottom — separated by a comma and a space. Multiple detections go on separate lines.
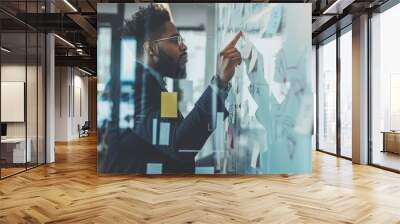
152, 22, 188, 79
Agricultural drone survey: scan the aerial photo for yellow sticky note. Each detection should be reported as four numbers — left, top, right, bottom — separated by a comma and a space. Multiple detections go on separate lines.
161, 92, 178, 118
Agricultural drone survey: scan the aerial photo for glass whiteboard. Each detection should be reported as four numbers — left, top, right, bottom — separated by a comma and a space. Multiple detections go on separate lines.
1, 82, 25, 122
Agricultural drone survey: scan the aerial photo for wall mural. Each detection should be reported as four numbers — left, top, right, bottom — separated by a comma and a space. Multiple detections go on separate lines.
97, 3, 312, 174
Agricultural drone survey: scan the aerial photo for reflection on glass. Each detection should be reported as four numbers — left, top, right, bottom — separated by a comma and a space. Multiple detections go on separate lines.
340, 30, 352, 158
1, 1, 46, 179
318, 38, 337, 154
1, 31, 27, 177
97, 3, 313, 174
97, 27, 112, 127
119, 38, 136, 129
177, 30, 206, 117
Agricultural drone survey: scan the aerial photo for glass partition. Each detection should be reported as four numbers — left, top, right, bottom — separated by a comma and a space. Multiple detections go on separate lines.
371, 3, 400, 171
339, 28, 352, 158
317, 36, 337, 155
1, 30, 28, 177
97, 3, 313, 174
0, 1, 46, 179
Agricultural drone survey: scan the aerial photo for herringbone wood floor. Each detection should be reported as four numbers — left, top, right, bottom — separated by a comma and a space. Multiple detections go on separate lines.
1, 135, 400, 224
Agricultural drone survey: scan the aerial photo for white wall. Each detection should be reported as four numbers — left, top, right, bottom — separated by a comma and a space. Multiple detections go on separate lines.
55, 67, 68, 141
55, 67, 89, 141
72, 72, 89, 138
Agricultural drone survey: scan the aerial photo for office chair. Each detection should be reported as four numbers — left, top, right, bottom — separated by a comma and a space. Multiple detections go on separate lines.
79, 121, 90, 138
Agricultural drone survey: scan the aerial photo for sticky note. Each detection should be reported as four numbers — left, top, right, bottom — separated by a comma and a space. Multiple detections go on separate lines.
246, 54, 267, 85
120, 38, 136, 81
161, 92, 178, 118
294, 93, 314, 135
248, 47, 258, 74
159, 122, 170, 146
242, 42, 252, 60
238, 34, 252, 60
195, 167, 215, 174
146, 163, 162, 174
215, 112, 224, 169
274, 50, 287, 83
265, 5, 283, 36
152, 118, 158, 145
215, 112, 224, 149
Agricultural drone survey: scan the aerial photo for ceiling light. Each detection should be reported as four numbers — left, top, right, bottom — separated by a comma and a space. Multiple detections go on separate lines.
76, 48, 85, 55
63, 0, 78, 12
323, 0, 341, 14
78, 67, 92, 76
322, 0, 354, 15
54, 34, 75, 48
1, 47, 11, 53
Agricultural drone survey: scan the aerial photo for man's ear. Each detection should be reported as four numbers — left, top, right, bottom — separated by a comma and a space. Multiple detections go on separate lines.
143, 42, 151, 55
143, 41, 158, 56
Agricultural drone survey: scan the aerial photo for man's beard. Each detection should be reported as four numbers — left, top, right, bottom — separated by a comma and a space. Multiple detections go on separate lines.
154, 48, 186, 79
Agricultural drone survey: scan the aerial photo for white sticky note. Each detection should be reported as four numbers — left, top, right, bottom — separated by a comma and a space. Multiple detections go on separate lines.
120, 38, 136, 81
271, 82, 290, 105
264, 5, 283, 36
294, 93, 314, 135
215, 112, 224, 170
274, 50, 287, 83
146, 163, 162, 174
239, 34, 252, 60
152, 118, 158, 145
215, 112, 224, 148
246, 50, 267, 85
242, 44, 252, 60
248, 47, 258, 74
159, 122, 170, 146
195, 167, 215, 174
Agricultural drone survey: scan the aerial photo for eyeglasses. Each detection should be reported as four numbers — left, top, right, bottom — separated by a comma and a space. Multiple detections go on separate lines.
153, 35, 185, 47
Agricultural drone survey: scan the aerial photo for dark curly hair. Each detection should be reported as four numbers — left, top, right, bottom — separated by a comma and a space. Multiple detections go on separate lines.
122, 3, 171, 56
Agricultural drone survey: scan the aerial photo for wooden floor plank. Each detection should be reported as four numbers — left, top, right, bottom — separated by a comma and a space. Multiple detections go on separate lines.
1, 135, 400, 223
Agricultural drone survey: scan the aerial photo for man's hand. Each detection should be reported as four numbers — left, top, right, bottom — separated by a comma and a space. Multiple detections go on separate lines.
217, 32, 243, 82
